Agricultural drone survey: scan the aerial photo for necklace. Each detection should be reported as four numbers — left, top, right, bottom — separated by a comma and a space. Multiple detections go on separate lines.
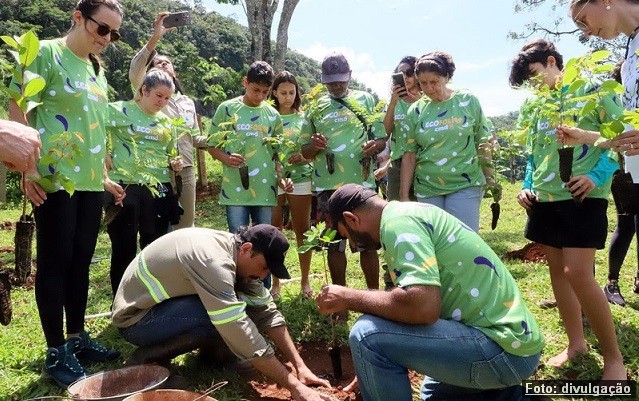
624, 23, 639, 59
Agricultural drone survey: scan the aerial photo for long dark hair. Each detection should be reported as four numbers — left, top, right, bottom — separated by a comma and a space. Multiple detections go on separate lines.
268, 71, 301, 112
73, 0, 124, 75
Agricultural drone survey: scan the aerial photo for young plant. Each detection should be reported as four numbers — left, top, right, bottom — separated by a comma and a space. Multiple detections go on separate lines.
520, 50, 624, 185
297, 221, 343, 379
207, 115, 251, 189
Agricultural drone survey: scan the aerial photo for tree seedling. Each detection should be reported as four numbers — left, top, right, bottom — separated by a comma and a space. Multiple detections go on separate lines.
297, 221, 344, 380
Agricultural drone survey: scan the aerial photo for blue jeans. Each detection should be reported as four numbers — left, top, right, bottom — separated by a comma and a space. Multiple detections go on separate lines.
226, 205, 273, 234
349, 315, 541, 401
120, 295, 218, 346
417, 186, 483, 232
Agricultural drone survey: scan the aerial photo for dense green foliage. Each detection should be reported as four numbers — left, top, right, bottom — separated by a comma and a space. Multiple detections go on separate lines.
0, 0, 374, 116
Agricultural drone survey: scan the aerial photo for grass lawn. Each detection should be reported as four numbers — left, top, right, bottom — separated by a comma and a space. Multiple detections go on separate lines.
1, 163, 638, 400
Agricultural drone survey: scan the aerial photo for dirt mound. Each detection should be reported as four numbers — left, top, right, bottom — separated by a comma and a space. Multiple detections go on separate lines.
243, 341, 423, 401
503, 242, 547, 264
195, 182, 221, 202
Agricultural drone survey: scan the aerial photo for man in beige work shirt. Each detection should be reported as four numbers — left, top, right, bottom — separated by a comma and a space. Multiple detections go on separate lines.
112, 224, 332, 401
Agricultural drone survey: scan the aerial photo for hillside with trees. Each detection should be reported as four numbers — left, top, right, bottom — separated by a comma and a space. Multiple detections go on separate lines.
0, 0, 373, 117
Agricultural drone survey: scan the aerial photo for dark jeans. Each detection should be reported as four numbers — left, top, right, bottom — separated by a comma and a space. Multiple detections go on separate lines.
34, 190, 103, 347
120, 295, 218, 346
107, 184, 172, 295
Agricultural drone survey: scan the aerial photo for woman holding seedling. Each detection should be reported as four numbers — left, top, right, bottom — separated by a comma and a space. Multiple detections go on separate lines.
269, 71, 314, 300
510, 38, 626, 381
106, 68, 183, 295
8, 0, 125, 387
399, 51, 496, 232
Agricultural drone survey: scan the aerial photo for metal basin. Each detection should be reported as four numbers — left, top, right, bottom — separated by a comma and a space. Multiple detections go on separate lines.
122, 389, 217, 401
67, 364, 169, 401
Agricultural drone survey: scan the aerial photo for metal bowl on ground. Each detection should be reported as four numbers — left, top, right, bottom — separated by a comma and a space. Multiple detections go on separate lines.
67, 364, 170, 401
122, 389, 217, 401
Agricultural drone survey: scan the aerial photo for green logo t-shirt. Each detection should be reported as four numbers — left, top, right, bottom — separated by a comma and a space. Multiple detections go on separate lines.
280, 113, 312, 184
404, 90, 492, 197
208, 97, 283, 206
380, 201, 545, 357
107, 100, 176, 184
12, 38, 109, 191
300, 90, 386, 191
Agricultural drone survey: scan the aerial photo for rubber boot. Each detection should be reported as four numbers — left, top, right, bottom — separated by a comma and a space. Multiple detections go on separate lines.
126, 332, 213, 366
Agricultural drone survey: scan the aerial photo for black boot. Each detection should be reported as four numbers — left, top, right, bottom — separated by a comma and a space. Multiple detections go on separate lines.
126, 333, 214, 366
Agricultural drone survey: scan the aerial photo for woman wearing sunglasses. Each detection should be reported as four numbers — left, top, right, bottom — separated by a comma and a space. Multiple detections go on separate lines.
128, 12, 207, 230
381, 56, 420, 201
8, 0, 125, 388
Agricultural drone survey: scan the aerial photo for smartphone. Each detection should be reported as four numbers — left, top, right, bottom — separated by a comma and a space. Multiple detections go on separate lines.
163, 11, 191, 28
391, 72, 407, 96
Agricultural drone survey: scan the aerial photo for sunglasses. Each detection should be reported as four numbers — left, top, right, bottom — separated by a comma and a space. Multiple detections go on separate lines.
572, 1, 589, 32
399, 68, 415, 77
84, 13, 120, 41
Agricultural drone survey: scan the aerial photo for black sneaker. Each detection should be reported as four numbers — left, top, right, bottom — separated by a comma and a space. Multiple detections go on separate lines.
75, 330, 120, 362
42, 337, 86, 388
604, 280, 626, 306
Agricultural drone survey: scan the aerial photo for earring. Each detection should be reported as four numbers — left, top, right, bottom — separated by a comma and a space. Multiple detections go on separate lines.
606, 3, 611, 10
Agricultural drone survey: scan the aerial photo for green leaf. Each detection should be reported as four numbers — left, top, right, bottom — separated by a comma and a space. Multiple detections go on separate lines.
600, 120, 625, 139
22, 76, 45, 98
297, 245, 313, 254
566, 79, 586, 95
1, 35, 19, 49
19, 30, 39, 67
36, 176, 58, 192
600, 80, 623, 94
590, 49, 610, 63
39, 154, 56, 166
25, 100, 42, 114
580, 99, 596, 116
60, 175, 75, 196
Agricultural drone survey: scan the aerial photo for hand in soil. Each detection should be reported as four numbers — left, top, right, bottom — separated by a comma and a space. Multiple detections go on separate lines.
296, 364, 332, 389
567, 175, 594, 202
341, 377, 359, 394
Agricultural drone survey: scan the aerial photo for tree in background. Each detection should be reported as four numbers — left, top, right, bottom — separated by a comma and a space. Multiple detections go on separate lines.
509, 0, 626, 57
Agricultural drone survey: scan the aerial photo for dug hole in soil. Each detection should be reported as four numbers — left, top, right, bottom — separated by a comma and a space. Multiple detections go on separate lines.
244, 341, 422, 401
503, 242, 547, 264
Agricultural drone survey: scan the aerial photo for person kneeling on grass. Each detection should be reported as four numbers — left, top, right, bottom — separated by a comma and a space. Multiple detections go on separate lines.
316, 184, 545, 401
111, 224, 332, 401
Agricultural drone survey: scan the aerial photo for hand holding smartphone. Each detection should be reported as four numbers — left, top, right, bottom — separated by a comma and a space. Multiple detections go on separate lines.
163, 11, 191, 28
391, 72, 408, 97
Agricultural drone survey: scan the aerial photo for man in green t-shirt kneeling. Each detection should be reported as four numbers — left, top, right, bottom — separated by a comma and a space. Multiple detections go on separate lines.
316, 184, 545, 401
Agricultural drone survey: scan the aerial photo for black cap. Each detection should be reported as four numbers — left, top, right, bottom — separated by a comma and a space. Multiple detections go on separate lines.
328, 184, 378, 229
240, 224, 291, 279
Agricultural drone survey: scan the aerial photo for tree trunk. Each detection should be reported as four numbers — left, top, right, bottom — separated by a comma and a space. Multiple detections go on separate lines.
273, 0, 300, 72
243, 0, 279, 63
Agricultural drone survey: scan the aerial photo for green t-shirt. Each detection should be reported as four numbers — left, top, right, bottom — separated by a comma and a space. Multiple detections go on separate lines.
11, 38, 109, 191
208, 97, 283, 206
107, 101, 176, 184
521, 88, 622, 202
300, 90, 386, 191
380, 201, 545, 357
404, 90, 492, 197
389, 99, 413, 161
280, 113, 312, 184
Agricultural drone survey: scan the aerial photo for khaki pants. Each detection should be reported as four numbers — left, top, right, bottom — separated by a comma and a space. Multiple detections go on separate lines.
173, 166, 195, 229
